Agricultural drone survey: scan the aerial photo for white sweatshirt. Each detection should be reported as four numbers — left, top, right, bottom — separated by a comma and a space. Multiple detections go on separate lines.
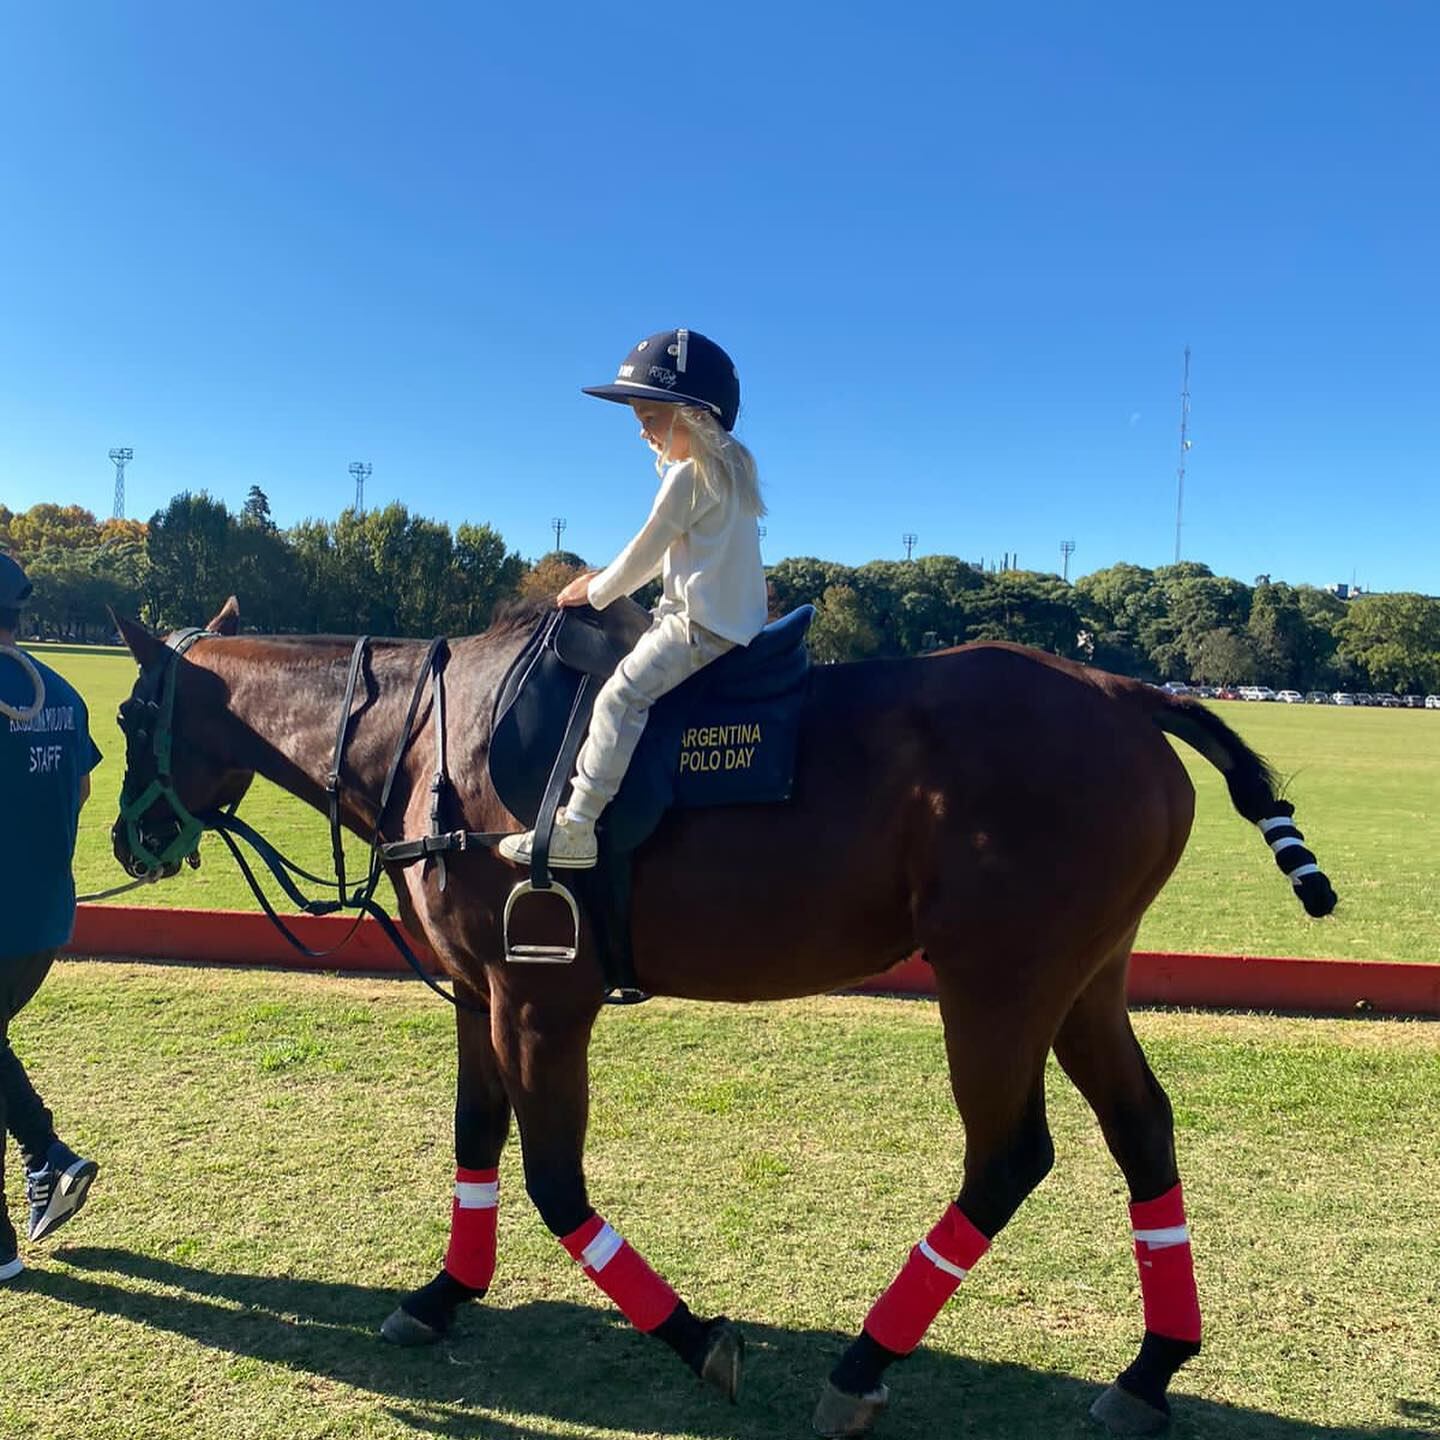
586, 458, 768, 645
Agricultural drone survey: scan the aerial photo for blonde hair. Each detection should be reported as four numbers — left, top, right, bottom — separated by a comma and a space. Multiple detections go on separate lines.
664, 406, 767, 519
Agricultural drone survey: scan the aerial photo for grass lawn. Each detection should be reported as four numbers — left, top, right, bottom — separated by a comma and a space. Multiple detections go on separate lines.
37, 643, 1440, 963
1, 964, 1436, 1439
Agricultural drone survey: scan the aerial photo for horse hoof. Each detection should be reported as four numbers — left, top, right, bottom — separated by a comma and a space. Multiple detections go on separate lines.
1090, 1382, 1171, 1435
812, 1380, 889, 1437
698, 1319, 744, 1403
380, 1306, 443, 1347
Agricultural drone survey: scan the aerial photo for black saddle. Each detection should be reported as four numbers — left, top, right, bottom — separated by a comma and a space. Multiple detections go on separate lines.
490, 602, 813, 852
488, 602, 814, 995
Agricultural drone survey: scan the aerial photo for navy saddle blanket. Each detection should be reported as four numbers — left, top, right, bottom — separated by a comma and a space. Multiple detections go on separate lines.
489, 603, 814, 853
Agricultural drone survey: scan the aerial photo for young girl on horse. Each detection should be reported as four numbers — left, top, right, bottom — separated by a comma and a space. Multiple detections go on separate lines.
499, 329, 768, 869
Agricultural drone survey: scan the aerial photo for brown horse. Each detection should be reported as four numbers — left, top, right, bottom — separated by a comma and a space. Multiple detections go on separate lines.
111, 595, 1334, 1437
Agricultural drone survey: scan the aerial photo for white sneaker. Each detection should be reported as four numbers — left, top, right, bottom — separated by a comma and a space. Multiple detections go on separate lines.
498, 811, 598, 870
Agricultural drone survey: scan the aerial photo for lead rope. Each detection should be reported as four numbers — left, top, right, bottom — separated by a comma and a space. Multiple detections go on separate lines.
0, 643, 45, 724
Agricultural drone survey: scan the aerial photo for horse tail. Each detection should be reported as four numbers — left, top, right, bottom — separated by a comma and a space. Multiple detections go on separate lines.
1143, 691, 1338, 918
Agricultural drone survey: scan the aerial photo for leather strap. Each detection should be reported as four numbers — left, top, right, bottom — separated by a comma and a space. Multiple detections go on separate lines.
530, 671, 598, 890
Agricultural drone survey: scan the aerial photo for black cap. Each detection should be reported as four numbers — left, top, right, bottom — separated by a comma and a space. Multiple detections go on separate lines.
0, 554, 32, 608
583, 328, 741, 432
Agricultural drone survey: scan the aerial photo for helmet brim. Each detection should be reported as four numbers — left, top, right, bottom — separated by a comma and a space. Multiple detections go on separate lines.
582, 383, 724, 421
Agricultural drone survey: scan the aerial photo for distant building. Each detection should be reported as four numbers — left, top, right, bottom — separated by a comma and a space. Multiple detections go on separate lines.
1326, 582, 1366, 601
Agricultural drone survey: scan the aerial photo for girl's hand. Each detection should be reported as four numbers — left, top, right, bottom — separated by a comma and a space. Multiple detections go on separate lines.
556, 572, 597, 608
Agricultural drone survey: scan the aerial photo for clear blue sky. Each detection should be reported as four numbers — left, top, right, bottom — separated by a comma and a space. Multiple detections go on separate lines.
2, 2, 1436, 592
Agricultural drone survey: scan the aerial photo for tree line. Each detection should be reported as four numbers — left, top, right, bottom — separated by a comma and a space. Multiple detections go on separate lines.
3, 492, 1438, 693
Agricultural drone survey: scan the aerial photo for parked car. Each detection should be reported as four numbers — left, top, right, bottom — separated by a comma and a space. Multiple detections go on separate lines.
1160, 681, 1192, 695
1276, 690, 1304, 703
1403, 695, 1426, 709
1354, 693, 1375, 706
1216, 686, 1241, 700
1333, 692, 1357, 705
1304, 691, 1333, 704
1192, 685, 1219, 699
1249, 686, 1277, 701
1427, 696, 1440, 709
1375, 693, 1403, 708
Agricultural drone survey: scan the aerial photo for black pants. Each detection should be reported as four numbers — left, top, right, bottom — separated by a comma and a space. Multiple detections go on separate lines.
0, 949, 59, 1176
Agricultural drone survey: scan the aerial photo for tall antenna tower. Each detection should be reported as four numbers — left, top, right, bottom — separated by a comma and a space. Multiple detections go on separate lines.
902, 532, 918, 561
1060, 539, 1076, 582
108, 448, 133, 520
1173, 346, 1192, 564
349, 461, 372, 513
551, 516, 567, 552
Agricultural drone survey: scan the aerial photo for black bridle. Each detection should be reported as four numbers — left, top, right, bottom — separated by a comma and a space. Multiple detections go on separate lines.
117, 630, 502, 1011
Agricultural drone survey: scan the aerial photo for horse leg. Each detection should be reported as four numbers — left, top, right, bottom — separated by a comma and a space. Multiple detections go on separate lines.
1052, 941, 1201, 1436
497, 999, 745, 1402
383, 994, 512, 1344
816, 970, 1059, 1437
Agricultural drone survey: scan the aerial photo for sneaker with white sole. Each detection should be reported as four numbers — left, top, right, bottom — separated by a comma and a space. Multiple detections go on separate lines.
27, 1141, 99, 1242
497, 811, 598, 870
0, 1213, 22, 1282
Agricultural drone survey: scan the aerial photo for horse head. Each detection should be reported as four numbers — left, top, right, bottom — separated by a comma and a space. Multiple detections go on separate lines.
111, 596, 255, 881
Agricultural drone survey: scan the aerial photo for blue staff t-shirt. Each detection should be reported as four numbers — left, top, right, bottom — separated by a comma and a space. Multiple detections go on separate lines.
0, 650, 103, 958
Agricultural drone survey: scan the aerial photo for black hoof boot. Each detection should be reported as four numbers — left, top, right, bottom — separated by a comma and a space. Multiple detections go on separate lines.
380, 1270, 484, 1346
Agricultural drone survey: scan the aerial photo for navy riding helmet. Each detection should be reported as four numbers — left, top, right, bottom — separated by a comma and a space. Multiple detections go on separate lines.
0, 553, 32, 608
583, 328, 741, 432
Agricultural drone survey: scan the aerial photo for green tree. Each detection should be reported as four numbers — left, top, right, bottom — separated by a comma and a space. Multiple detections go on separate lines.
146, 492, 237, 627
1192, 628, 1260, 686
964, 571, 1083, 654
809, 584, 881, 663
1337, 594, 1440, 692
240, 485, 277, 532
450, 522, 525, 633
765, 557, 855, 617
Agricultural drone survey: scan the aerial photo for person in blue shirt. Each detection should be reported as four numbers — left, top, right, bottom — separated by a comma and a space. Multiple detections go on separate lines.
0, 554, 102, 1282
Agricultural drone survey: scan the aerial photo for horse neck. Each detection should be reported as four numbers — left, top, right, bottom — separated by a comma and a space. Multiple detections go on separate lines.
194, 637, 433, 836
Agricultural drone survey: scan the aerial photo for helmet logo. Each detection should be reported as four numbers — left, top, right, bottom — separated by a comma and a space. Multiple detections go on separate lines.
617, 364, 635, 378
647, 365, 677, 388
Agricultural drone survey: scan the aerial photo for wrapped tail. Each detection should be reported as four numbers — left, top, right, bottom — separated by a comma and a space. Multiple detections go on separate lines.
1146, 693, 1338, 918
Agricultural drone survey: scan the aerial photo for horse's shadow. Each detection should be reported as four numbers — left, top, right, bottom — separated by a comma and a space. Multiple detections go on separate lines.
28, 1247, 1429, 1440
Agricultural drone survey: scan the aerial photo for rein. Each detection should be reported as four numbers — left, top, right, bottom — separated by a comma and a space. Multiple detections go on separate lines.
119, 630, 509, 1012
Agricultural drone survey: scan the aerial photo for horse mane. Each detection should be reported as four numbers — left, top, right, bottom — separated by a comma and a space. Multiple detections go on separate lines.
486, 595, 554, 636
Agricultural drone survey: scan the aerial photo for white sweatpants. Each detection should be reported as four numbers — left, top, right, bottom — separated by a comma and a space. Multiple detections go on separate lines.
567, 607, 734, 823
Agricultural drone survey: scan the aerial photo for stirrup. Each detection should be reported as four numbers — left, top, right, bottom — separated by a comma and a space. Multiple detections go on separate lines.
503, 879, 581, 964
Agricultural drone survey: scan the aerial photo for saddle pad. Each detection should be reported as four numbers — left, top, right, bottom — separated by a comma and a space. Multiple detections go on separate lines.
489, 607, 812, 854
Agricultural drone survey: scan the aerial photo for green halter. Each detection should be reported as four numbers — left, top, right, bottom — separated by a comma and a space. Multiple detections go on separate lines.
115, 628, 212, 877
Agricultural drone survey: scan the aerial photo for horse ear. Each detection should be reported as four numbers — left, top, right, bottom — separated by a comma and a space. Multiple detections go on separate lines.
114, 612, 164, 668
207, 596, 241, 636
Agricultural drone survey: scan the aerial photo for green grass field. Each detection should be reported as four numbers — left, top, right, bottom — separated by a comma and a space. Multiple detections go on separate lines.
36, 643, 1440, 963
1, 965, 1436, 1439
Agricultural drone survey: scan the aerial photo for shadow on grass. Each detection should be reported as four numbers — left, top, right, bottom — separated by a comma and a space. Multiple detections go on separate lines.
27, 1247, 1424, 1440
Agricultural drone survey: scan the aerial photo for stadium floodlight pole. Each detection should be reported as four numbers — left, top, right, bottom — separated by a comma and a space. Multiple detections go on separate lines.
1174, 346, 1191, 564
109, 448, 133, 520
1061, 539, 1076, 582
349, 461, 372, 514
902, 532, 918, 561
551, 516, 567, 553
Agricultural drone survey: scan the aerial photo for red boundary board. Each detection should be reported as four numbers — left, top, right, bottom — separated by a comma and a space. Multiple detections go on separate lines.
64, 905, 1440, 1017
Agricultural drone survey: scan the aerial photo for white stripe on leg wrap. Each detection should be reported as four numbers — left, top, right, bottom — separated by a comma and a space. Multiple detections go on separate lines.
454, 1181, 499, 1209
1133, 1224, 1190, 1249
918, 1239, 969, 1281
580, 1223, 624, 1272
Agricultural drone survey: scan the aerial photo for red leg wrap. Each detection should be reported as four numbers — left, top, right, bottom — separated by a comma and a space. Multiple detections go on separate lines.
444, 1166, 498, 1291
864, 1204, 992, 1355
561, 1213, 680, 1333
1130, 1183, 1201, 1343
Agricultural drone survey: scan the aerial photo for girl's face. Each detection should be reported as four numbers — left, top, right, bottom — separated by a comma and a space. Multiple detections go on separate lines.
631, 402, 691, 463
